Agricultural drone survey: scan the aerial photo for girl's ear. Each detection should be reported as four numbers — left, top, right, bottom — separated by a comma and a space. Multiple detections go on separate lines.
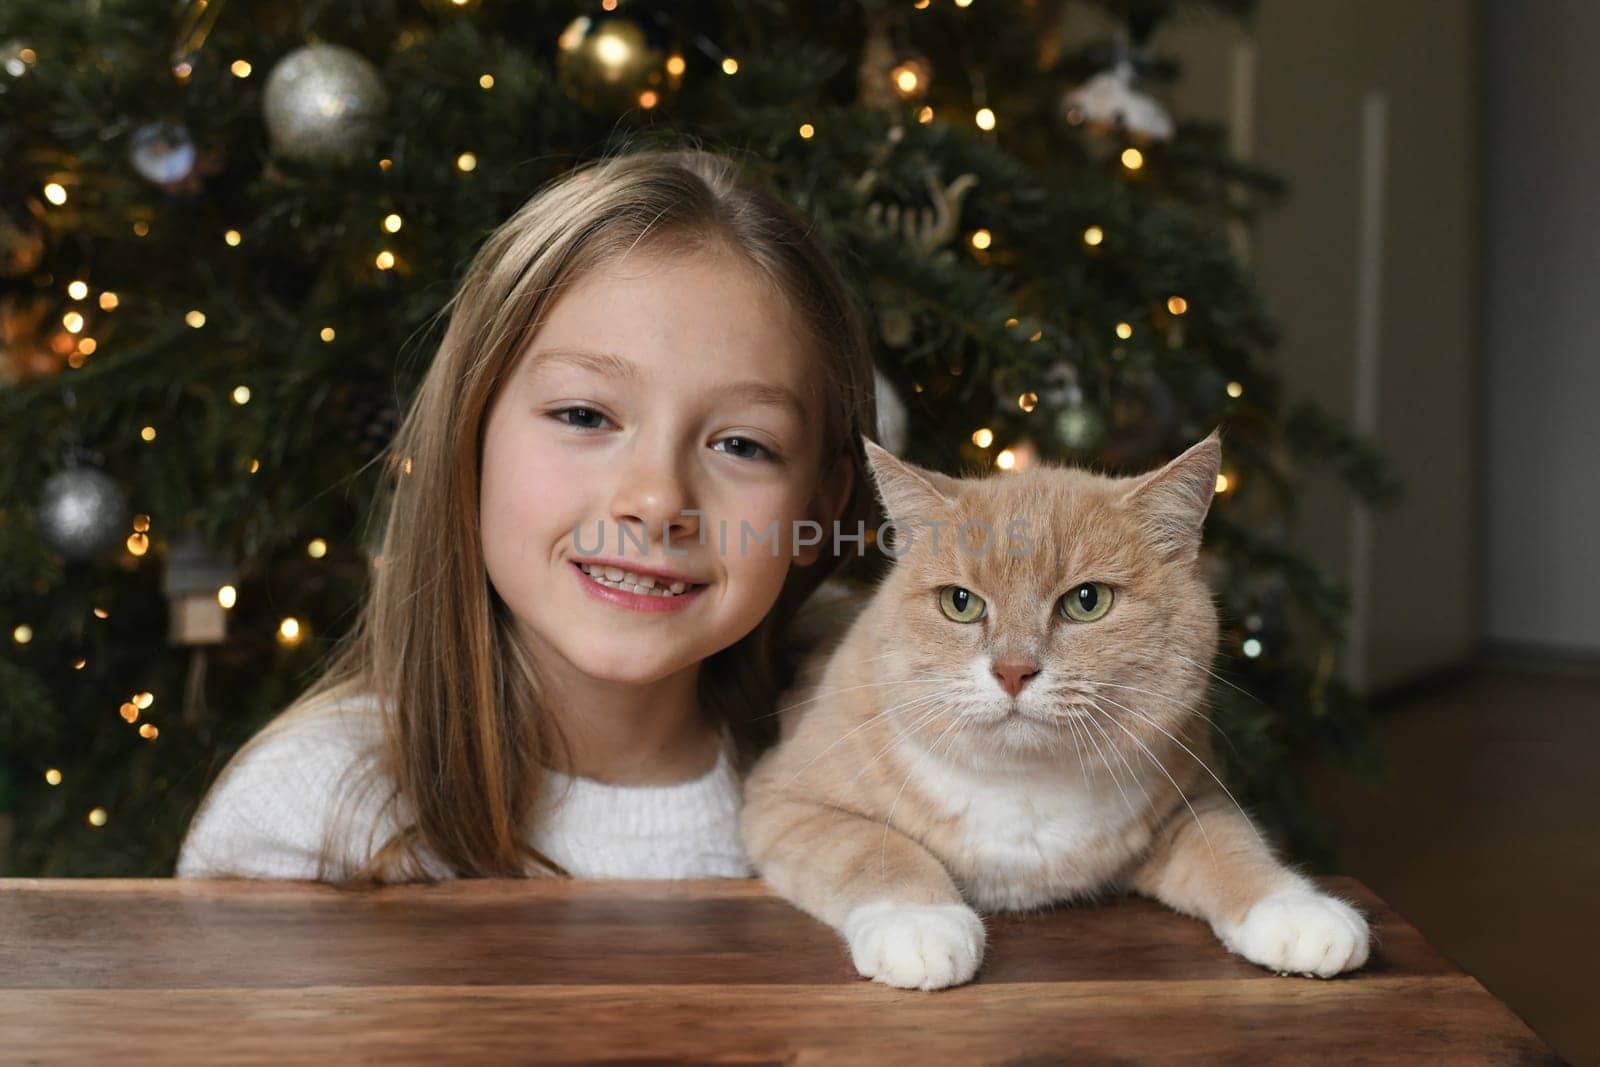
1118, 429, 1223, 563
796, 449, 856, 567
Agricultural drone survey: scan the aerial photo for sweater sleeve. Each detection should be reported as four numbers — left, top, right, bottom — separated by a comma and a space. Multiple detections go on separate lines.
175, 704, 391, 880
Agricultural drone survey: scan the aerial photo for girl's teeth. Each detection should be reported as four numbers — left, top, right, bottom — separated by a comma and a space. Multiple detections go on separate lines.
579, 563, 693, 597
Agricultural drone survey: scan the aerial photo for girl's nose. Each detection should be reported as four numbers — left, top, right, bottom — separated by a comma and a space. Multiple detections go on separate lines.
609, 457, 700, 548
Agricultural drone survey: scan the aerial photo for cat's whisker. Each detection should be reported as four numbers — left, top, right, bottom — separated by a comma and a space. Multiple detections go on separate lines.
1077, 707, 1148, 818
1076, 679, 1246, 763
833, 702, 953, 799
1089, 692, 1262, 847
877, 711, 970, 876
756, 675, 966, 722
1173, 653, 1266, 706
1086, 701, 1216, 864
777, 692, 951, 790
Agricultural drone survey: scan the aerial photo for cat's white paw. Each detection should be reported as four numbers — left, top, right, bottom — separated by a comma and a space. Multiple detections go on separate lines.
1221, 888, 1371, 977
842, 901, 986, 990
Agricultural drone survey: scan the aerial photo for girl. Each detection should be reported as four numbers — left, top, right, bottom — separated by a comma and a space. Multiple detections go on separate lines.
176, 145, 879, 883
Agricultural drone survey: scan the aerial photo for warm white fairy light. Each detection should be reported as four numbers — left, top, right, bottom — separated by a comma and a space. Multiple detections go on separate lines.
185, 309, 206, 328
666, 55, 686, 76
975, 107, 996, 131
87, 807, 107, 827
230, 59, 252, 78
1121, 147, 1145, 170
1083, 225, 1104, 246
134, 691, 154, 709
278, 617, 303, 645
1242, 637, 1263, 658
126, 532, 148, 556
1017, 391, 1038, 413
917, 106, 934, 124
320, 326, 336, 342
99, 291, 119, 310
67, 280, 89, 300
970, 229, 992, 250
1215, 472, 1231, 494
798, 123, 815, 139
224, 229, 242, 246
217, 584, 237, 609
995, 449, 1016, 471
45, 769, 62, 786
1167, 295, 1188, 315
721, 57, 739, 75
383, 213, 403, 233
1227, 380, 1244, 398
455, 152, 477, 172
11, 624, 31, 645
478, 73, 494, 89
120, 702, 138, 723
139, 723, 159, 740
44, 182, 67, 205
231, 385, 251, 405
306, 538, 328, 559
62, 311, 84, 333
971, 428, 994, 448
375, 250, 396, 270
140, 425, 157, 442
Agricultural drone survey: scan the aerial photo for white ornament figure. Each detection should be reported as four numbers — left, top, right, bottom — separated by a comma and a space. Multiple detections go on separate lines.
1061, 59, 1173, 142
874, 367, 908, 455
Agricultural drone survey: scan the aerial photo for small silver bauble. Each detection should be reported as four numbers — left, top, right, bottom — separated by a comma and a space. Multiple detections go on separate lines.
129, 121, 198, 185
37, 467, 127, 560
262, 44, 388, 164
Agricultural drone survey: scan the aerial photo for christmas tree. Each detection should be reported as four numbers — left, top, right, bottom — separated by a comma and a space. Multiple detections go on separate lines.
0, 0, 1395, 876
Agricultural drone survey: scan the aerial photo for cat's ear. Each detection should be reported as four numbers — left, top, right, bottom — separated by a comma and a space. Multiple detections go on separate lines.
1119, 429, 1222, 563
862, 437, 959, 526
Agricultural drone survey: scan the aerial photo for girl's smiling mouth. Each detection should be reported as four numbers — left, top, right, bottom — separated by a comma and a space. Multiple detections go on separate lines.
571, 559, 709, 613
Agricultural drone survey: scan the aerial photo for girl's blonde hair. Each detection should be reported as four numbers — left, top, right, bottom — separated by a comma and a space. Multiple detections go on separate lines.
191, 145, 880, 883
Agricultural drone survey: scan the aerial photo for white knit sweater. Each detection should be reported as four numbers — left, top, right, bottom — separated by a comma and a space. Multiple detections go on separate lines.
174, 695, 752, 881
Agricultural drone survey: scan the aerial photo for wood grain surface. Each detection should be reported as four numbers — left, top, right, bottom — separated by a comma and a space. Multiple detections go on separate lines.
0, 876, 1558, 1064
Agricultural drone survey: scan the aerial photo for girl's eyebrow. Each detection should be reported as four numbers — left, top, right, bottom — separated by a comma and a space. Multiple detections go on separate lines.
527, 346, 808, 421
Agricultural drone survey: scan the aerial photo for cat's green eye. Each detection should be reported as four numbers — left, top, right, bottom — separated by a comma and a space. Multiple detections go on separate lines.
1059, 582, 1113, 622
939, 586, 987, 623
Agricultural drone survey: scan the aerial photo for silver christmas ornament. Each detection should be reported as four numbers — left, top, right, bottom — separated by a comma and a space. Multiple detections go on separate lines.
129, 121, 198, 186
1061, 60, 1173, 142
37, 467, 127, 560
262, 44, 388, 164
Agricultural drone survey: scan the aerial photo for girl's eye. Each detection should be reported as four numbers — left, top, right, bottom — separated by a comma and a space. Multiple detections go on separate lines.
550, 406, 611, 430
939, 586, 986, 623
712, 436, 776, 462
1059, 582, 1114, 623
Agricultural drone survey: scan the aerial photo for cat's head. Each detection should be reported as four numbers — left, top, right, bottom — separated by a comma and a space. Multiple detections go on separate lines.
859, 431, 1222, 766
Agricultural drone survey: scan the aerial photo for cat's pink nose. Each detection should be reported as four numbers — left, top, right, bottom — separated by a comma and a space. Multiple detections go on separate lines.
991, 657, 1040, 698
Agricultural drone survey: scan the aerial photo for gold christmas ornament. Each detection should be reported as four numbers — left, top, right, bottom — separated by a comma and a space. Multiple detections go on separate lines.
556, 13, 669, 110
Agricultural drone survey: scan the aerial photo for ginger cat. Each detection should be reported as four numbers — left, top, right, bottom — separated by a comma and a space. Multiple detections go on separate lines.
742, 431, 1371, 990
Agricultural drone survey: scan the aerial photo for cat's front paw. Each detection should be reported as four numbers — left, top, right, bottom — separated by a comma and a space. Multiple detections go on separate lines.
1221, 888, 1371, 977
842, 901, 986, 991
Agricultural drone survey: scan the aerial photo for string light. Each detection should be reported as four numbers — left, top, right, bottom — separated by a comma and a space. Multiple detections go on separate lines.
217, 585, 237, 609
185, 309, 206, 328
120, 702, 139, 723
140, 425, 157, 442
974, 107, 996, 131
455, 152, 477, 172
224, 229, 241, 246
1017, 391, 1038, 413
134, 691, 153, 709
914, 0, 930, 8
917, 106, 934, 124
954, 0, 973, 7
970, 229, 992, 250
73, 658, 86, 670
93, 607, 109, 619
1121, 147, 1144, 170
278, 617, 303, 646
378, 158, 393, 172
892, 64, 921, 97
67, 280, 89, 300
307, 538, 328, 559
638, 89, 659, 108
87, 807, 107, 827
230, 59, 252, 78
798, 123, 815, 139
1242, 637, 1263, 659
44, 182, 67, 205
375, 250, 396, 270
1083, 225, 1104, 246
247, 458, 260, 474
231, 385, 251, 405
320, 327, 336, 342
62, 311, 84, 333
721, 57, 739, 75
99, 291, 119, 310
383, 213, 403, 233
666, 55, 686, 77
77, 337, 97, 355
11, 624, 31, 645
1215, 472, 1231, 494
126, 532, 148, 556
1167, 295, 1188, 315
45, 769, 62, 786
133, 220, 150, 237
478, 73, 494, 89
133, 514, 150, 532
971, 428, 994, 448
139, 723, 159, 740
995, 449, 1016, 471
1226, 380, 1244, 398
1115, 322, 1133, 340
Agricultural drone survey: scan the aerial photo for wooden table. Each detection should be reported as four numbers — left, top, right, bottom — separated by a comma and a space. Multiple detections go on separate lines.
1, 876, 1556, 1064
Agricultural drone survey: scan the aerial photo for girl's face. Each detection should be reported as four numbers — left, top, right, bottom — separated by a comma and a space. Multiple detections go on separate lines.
480, 245, 849, 688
